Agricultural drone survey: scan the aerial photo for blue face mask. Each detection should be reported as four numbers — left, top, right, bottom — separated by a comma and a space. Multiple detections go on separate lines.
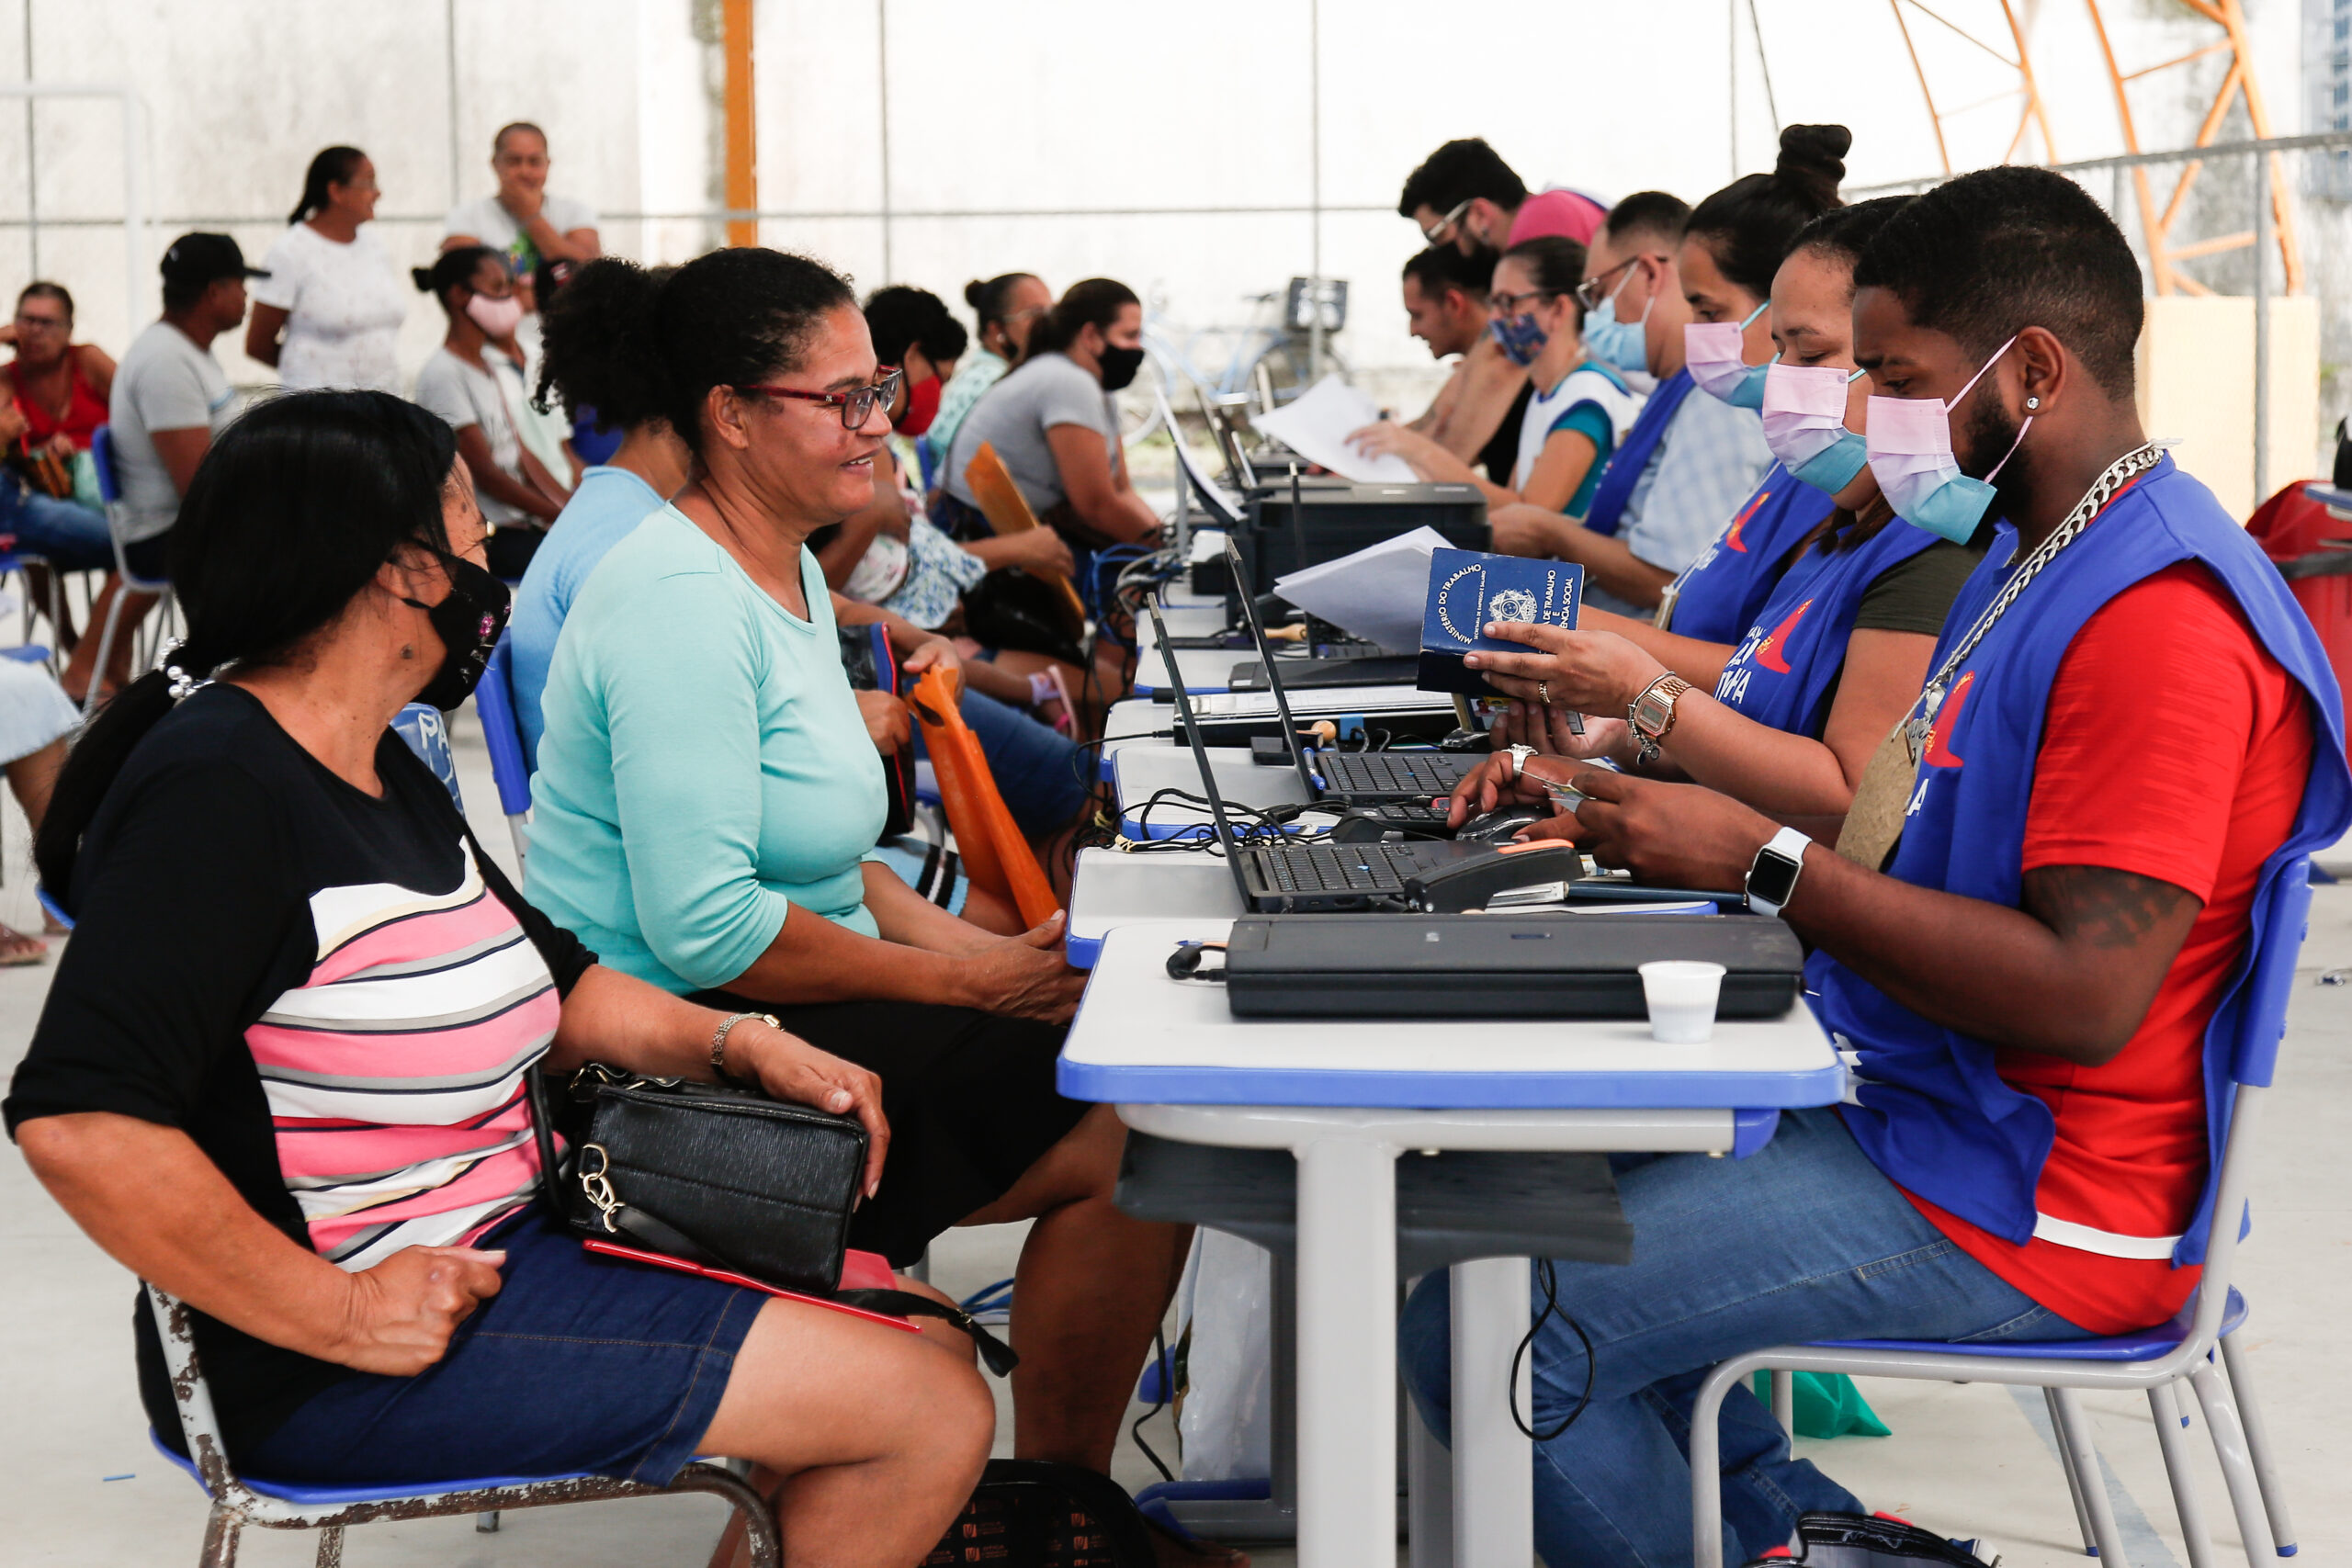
1582, 270, 1650, 374
1490, 311, 1548, 367
1684, 301, 1772, 408
1760, 362, 1871, 495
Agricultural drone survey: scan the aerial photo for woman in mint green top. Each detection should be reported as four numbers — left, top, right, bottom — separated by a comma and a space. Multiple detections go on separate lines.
518, 246, 1190, 1496
528, 505, 888, 984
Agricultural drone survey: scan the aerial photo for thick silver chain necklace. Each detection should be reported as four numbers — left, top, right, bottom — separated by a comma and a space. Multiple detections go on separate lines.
1902, 442, 2163, 761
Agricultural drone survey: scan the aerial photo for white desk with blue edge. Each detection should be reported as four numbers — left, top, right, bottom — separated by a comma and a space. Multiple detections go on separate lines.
1061, 919, 1844, 1568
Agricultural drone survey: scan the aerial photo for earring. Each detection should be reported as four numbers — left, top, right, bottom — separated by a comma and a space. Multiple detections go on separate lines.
401, 643, 415, 660
2025, 396, 2041, 411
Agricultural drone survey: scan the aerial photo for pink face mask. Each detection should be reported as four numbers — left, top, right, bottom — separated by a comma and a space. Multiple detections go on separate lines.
1683, 300, 1771, 407
465, 293, 526, 338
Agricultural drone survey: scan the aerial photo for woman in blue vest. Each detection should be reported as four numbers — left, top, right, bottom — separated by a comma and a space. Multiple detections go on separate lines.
1463, 198, 1984, 825
1407, 166, 2352, 1566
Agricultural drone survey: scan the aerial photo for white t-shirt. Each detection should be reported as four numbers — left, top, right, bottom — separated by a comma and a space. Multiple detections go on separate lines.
442, 194, 599, 281
252, 224, 409, 394
414, 347, 528, 525
1513, 361, 1644, 495
108, 321, 234, 543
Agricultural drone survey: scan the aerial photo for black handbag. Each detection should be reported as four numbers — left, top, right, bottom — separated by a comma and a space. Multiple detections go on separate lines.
528, 1065, 1016, 1373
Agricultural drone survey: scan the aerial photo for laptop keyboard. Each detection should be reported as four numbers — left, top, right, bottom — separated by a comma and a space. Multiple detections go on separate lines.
1321, 751, 1470, 795
1251, 842, 1424, 894
1367, 802, 1450, 825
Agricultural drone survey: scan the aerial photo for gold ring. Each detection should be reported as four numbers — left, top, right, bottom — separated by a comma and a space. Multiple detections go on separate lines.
1538, 679, 1551, 706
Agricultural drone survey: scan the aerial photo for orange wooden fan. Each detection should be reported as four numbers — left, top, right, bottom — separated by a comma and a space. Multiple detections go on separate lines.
906, 665, 1059, 930
962, 442, 1090, 626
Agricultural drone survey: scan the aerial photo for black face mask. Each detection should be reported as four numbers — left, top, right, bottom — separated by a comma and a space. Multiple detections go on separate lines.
401, 549, 512, 710
1097, 344, 1146, 392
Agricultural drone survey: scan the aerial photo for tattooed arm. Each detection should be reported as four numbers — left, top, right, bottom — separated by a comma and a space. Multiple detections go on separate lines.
1559, 771, 2202, 1066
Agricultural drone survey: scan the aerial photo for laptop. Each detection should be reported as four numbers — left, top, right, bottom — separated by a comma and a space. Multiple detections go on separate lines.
1223, 537, 1478, 816
1146, 598, 1495, 912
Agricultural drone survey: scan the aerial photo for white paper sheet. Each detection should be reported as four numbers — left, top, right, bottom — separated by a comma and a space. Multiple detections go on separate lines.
1248, 374, 1418, 484
1271, 525, 1452, 653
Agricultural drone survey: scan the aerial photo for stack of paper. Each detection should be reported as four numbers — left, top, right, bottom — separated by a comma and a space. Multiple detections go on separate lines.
1248, 375, 1418, 484
1270, 525, 1453, 654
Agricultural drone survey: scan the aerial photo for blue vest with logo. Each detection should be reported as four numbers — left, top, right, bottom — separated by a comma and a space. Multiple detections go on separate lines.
1811, 458, 2351, 1265
1662, 464, 1841, 645
1579, 368, 1694, 539
1713, 517, 1939, 739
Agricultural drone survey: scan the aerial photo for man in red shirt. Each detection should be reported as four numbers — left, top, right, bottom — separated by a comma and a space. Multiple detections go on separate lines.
1399, 166, 2349, 1567
1397, 137, 1608, 253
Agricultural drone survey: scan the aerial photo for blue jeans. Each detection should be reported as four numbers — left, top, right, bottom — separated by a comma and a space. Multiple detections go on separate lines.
1398, 1106, 2091, 1566
915, 686, 1088, 840
0, 482, 112, 571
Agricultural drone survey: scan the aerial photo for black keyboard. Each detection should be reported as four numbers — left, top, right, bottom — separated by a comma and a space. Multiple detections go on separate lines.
1320, 751, 1471, 796
1250, 841, 1424, 894
1367, 802, 1450, 824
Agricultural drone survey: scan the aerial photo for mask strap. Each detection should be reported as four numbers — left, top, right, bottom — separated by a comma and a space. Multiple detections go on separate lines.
1606, 267, 1634, 307
1984, 415, 2034, 483
1844, 367, 1867, 384
1736, 300, 1769, 330
1950, 333, 2021, 408
1633, 257, 1657, 325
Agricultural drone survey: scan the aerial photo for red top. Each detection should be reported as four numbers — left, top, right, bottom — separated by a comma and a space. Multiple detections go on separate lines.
1902, 562, 2314, 1334
13, 353, 108, 450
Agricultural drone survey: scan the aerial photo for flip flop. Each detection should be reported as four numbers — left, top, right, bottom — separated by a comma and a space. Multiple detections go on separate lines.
0, 924, 50, 965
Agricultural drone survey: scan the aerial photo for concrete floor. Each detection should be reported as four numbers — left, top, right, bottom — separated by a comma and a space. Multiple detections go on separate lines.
1, 703, 2346, 1566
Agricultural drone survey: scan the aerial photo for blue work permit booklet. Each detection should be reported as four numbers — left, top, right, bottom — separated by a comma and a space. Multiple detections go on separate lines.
1416, 548, 1585, 696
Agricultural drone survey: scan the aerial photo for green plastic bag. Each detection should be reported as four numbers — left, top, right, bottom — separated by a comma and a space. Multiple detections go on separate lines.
1752, 1371, 1892, 1438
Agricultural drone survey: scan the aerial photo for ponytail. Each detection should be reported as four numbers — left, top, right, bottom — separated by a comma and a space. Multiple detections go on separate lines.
535, 256, 672, 425
413, 245, 501, 311
37, 392, 458, 902
289, 145, 368, 227
1032, 277, 1139, 357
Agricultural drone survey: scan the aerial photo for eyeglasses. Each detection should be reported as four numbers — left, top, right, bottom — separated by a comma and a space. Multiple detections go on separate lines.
738, 367, 905, 431
1488, 288, 1557, 317
1420, 197, 1475, 243
1573, 256, 1640, 312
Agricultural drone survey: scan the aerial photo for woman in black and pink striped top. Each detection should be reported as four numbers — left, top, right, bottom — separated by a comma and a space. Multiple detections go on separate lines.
5, 391, 991, 1563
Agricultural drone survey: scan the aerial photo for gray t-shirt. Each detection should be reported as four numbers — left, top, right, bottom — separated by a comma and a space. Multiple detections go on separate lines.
941, 352, 1117, 514
413, 347, 527, 525
109, 321, 234, 544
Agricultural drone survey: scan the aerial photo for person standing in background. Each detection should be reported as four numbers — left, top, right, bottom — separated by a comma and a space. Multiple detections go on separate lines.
927, 272, 1049, 467
1401, 137, 1609, 252
247, 147, 408, 394
442, 122, 600, 310
70, 233, 254, 705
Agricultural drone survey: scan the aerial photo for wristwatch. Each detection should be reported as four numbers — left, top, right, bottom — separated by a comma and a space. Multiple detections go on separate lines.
1504, 743, 1538, 782
1745, 827, 1812, 918
710, 1010, 781, 1086
1627, 674, 1692, 766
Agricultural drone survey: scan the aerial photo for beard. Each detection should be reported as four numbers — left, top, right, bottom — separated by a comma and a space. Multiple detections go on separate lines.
1958, 388, 2034, 530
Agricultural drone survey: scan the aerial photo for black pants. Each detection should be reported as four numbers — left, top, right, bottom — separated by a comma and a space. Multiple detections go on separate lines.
689, 993, 1086, 1266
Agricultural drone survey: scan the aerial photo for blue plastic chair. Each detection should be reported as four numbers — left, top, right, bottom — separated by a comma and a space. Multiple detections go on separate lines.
474, 635, 534, 866
1690, 859, 2316, 1568
142, 1285, 777, 1567
85, 424, 175, 716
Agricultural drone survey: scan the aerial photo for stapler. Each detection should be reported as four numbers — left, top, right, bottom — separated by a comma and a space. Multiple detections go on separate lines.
1403, 840, 1585, 913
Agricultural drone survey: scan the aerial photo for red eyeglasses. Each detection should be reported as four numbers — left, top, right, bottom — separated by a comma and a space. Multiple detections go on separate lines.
736, 367, 905, 430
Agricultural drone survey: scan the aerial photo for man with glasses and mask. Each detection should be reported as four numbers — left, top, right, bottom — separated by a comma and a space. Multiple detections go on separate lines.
1398, 137, 1608, 254
1397, 243, 1531, 484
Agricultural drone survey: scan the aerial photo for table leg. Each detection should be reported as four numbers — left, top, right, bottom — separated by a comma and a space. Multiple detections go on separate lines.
1294, 1130, 1399, 1568
1406, 1384, 1454, 1568
1451, 1258, 1533, 1568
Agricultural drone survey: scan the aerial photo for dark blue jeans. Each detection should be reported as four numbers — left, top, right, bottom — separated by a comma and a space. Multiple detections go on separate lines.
1398, 1106, 2091, 1566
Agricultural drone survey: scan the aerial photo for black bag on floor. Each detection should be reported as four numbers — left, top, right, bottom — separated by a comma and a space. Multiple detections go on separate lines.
925, 1461, 1159, 1568
1747, 1512, 1996, 1568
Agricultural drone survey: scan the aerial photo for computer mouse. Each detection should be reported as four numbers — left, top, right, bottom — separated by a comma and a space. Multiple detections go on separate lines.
1329, 812, 1450, 843
1454, 806, 1549, 843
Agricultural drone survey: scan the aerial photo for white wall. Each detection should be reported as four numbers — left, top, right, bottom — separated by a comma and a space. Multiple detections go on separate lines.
0, 0, 2306, 400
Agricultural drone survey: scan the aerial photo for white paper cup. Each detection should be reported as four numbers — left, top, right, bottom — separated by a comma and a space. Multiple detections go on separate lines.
1639, 960, 1726, 1043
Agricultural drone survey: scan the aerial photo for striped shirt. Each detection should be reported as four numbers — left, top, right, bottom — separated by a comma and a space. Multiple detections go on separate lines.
252, 843, 561, 1269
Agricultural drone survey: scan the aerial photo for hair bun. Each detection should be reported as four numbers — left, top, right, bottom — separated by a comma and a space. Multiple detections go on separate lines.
963, 279, 989, 310
410, 265, 435, 292
1775, 124, 1851, 209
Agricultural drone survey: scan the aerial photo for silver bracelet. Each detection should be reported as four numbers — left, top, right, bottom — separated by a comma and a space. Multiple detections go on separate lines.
709, 1010, 779, 1086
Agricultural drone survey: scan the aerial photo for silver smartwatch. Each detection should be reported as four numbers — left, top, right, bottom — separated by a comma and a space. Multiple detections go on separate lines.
1745, 827, 1812, 918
